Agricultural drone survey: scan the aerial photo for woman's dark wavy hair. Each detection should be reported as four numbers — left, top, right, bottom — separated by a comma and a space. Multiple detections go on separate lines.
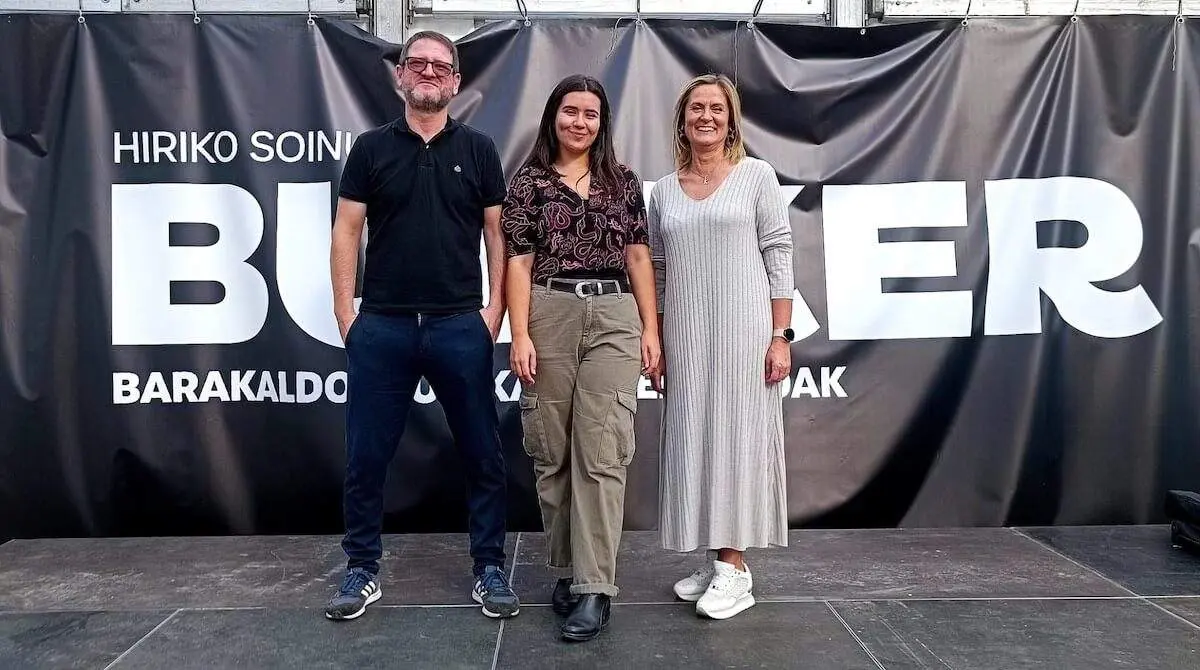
522, 74, 624, 194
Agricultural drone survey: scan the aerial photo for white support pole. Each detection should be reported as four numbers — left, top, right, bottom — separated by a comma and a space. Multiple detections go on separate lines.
832, 0, 866, 26
376, 0, 407, 42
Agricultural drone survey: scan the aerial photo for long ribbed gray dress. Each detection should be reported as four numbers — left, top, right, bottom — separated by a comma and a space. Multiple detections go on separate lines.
647, 157, 794, 553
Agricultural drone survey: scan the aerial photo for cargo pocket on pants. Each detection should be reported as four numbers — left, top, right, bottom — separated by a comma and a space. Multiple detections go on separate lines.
599, 389, 638, 468
518, 391, 550, 464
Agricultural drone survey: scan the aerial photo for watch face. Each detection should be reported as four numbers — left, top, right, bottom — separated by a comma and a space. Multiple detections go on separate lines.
784, 328, 795, 341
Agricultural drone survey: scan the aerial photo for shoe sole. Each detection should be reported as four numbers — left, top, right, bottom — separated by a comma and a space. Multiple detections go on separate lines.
472, 590, 520, 619
696, 593, 755, 620
561, 628, 604, 642
325, 587, 383, 621
561, 619, 609, 642
674, 589, 703, 603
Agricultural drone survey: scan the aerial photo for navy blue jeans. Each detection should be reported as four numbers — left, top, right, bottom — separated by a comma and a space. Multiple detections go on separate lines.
341, 309, 506, 577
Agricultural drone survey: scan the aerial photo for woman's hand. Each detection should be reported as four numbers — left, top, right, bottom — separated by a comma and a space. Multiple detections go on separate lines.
764, 338, 791, 384
511, 333, 537, 386
649, 358, 666, 394
641, 328, 661, 381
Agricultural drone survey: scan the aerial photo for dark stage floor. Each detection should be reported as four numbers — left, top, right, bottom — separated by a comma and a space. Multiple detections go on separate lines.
2, 526, 1200, 668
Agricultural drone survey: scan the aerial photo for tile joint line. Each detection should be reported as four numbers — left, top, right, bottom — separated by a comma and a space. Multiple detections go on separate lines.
825, 600, 887, 670
102, 608, 182, 670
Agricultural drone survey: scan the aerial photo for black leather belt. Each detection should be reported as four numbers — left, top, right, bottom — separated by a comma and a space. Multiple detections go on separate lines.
545, 277, 629, 297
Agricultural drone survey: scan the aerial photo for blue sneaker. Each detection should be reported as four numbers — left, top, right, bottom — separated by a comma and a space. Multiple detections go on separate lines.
471, 565, 520, 619
325, 568, 382, 621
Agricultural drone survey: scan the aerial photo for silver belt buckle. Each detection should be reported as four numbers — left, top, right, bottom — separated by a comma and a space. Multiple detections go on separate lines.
572, 279, 621, 297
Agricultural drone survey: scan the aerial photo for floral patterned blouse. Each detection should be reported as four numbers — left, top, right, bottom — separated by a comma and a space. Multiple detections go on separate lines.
500, 163, 649, 285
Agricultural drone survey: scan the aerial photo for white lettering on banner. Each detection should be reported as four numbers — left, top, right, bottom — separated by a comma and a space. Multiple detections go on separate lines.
113, 370, 347, 404
108, 177, 1161, 348
111, 184, 269, 345
114, 368, 845, 404
824, 182, 973, 340
277, 181, 346, 348
494, 370, 519, 402
140, 372, 170, 403
780, 367, 848, 398
983, 177, 1163, 338
114, 130, 356, 164
414, 380, 437, 405
249, 130, 357, 164
629, 368, 847, 400
153, 132, 177, 164
118, 131, 246, 164
173, 371, 199, 402
111, 369, 489, 405
821, 178, 1162, 340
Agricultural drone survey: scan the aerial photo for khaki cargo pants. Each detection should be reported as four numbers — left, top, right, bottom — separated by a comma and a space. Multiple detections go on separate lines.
518, 283, 643, 597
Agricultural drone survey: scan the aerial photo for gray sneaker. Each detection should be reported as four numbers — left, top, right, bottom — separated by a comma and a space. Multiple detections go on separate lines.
471, 565, 520, 619
325, 568, 382, 621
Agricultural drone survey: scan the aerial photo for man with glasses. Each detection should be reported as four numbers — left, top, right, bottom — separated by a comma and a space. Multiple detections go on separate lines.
324, 30, 518, 621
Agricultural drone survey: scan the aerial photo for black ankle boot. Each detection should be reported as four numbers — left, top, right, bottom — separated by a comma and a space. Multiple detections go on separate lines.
560, 594, 610, 642
552, 578, 579, 616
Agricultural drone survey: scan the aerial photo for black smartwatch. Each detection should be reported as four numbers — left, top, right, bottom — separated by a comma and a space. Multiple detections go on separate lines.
772, 328, 794, 342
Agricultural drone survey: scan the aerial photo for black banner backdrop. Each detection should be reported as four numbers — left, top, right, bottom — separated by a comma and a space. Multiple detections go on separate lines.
1, 13, 1198, 541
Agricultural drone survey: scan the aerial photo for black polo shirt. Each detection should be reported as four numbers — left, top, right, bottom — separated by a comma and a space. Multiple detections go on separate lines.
338, 115, 506, 315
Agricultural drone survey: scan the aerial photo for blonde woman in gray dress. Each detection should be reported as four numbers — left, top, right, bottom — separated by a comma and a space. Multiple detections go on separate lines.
646, 73, 794, 620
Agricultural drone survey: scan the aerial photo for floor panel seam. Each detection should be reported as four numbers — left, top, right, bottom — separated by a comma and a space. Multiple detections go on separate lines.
508, 532, 522, 584
825, 600, 886, 670
1005, 529, 1200, 629
102, 608, 181, 670
489, 531, 520, 670
765, 595, 1147, 603
1143, 595, 1200, 600
1141, 599, 1200, 632
1008, 528, 1141, 597
490, 620, 506, 670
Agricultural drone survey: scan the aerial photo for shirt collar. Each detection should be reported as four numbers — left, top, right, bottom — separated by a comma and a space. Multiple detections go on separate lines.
390, 113, 460, 139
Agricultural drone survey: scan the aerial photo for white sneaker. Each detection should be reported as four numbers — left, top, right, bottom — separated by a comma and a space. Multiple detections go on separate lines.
695, 560, 755, 620
672, 562, 715, 602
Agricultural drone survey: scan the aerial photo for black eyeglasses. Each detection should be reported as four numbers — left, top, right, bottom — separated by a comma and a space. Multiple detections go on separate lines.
403, 57, 455, 78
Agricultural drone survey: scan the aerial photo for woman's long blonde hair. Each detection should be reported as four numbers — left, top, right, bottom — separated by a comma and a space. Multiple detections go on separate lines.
671, 73, 747, 171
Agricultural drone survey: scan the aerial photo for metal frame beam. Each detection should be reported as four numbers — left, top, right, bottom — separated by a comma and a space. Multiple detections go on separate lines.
0, 0, 361, 14
878, 0, 1195, 19
409, 0, 829, 21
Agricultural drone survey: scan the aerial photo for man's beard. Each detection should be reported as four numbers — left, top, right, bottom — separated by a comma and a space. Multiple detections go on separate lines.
403, 84, 452, 113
